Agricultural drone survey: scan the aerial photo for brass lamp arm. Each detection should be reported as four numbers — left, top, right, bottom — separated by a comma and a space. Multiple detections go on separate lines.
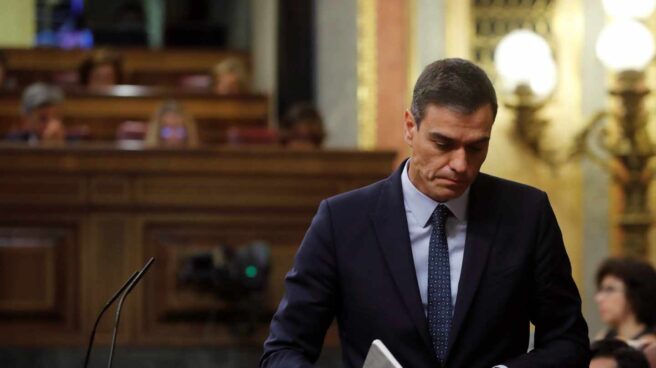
571, 110, 628, 183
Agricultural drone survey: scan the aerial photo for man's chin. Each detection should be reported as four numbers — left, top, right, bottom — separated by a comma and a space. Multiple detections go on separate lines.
427, 186, 466, 202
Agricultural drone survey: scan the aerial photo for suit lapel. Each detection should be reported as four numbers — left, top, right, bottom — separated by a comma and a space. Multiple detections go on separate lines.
370, 163, 434, 353
447, 173, 501, 359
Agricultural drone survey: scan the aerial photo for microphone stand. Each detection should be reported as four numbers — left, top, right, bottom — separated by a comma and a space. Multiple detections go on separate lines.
107, 257, 155, 368
82, 257, 155, 368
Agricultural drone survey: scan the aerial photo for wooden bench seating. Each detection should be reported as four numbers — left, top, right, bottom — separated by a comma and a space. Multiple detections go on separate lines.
0, 86, 269, 144
2, 48, 249, 87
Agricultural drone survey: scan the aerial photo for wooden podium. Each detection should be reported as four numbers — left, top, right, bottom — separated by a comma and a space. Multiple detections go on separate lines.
0, 144, 396, 347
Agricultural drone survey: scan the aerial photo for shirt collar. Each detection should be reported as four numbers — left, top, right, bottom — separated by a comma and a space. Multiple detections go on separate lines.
401, 159, 469, 227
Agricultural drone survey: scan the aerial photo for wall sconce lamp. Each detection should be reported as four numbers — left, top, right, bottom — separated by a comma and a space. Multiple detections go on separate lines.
494, 0, 656, 257
494, 30, 558, 164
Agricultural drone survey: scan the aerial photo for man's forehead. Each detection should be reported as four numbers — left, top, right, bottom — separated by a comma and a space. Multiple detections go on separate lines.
424, 102, 494, 117
422, 106, 493, 129
426, 130, 491, 144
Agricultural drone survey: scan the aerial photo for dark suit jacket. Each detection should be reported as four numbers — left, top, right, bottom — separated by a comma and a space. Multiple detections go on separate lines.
261, 162, 589, 368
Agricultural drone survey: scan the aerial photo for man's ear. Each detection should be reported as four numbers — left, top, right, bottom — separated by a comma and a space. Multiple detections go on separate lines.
403, 110, 416, 145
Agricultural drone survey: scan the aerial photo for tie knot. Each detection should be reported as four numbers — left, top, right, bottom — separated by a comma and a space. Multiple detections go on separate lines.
430, 204, 450, 227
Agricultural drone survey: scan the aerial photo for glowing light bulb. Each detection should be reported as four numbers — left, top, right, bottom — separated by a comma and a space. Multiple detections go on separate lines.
596, 19, 655, 72
494, 29, 557, 100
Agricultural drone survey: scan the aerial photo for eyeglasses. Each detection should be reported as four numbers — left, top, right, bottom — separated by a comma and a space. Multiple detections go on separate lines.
160, 126, 187, 140
596, 285, 624, 295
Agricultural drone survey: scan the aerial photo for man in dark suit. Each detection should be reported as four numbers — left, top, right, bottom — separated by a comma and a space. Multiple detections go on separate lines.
261, 58, 589, 368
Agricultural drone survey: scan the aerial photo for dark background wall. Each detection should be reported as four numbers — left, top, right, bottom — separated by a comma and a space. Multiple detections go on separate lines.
276, 0, 316, 120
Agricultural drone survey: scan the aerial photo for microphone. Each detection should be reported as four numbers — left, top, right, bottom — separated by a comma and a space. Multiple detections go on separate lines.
107, 257, 154, 368
82, 257, 155, 368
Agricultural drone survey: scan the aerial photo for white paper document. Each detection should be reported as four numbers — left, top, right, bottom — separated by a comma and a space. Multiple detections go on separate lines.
362, 339, 403, 368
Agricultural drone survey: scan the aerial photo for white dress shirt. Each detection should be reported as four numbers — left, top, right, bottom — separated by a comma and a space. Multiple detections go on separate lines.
402, 162, 508, 368
401, 160, 468, 316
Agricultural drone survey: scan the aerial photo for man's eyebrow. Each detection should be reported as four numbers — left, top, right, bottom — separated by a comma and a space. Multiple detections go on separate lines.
468, 137, 491, 145
428, 132, 490, 144
428, 132, 454, 141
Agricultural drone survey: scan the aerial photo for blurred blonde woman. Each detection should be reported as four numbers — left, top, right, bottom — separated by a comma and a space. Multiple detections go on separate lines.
211, 57, 249, 95
145, 100, 199, 148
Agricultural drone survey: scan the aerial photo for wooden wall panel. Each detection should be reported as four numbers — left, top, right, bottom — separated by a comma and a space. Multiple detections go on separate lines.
135, 176, 336, 209
0, 176, 87, 205
0, 146, 396, 347
85, 215, 136, 344
139, 216, 309, 345
0, 225, 80, 345
0, 235, 57, 313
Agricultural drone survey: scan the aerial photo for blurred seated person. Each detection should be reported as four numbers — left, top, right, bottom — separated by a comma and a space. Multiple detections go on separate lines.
0, 50, 7, 88
145, 100, 199, 148
116, 120, 147, 146
226, 127, 279, 146
78, 49, 122, 88
595, 258, 656, 348
590, 339, 650, 368
279, 102, 326, 149
211, 57, 249, 95
0, 50, 16, 89
5, 83, 65, 143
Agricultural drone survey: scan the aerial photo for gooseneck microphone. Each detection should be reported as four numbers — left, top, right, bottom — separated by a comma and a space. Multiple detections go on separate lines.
107, 257, 155, 368
82, 257, 155, 368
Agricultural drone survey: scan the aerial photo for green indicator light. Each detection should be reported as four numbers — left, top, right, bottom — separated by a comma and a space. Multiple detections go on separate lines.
245, 265, 258, 278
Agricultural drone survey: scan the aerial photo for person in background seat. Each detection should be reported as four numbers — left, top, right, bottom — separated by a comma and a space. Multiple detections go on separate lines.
5, 83, 65, 143
0, 51, 8, 89
78, 49, 123, 89
279, 102, 326, 149
595, 258, 656, 350
211, 57, 249, 95
144, 100, 199, 148
590, 339, 650, 368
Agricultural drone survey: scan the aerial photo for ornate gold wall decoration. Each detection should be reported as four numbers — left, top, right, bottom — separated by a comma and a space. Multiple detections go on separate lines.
644, 12, 656, 262
471, 0, 557, 76
357, 0, 378, 150
461, 0, 585, 284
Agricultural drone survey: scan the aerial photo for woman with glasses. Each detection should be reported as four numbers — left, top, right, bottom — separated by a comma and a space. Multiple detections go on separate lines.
595, 257, 656, 349
145, 100, 199, 148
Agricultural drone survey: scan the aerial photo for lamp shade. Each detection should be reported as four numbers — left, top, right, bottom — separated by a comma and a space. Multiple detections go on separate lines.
494, 29, 557, 100
602, 0, 656, 19
596, 19, 655, 72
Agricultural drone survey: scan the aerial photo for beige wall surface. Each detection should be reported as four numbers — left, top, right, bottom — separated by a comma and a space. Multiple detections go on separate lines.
0, 0, 34, 47
316, 0, 359, 148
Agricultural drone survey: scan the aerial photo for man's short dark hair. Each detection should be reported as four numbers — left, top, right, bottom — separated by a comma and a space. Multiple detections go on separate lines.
615, 348, 650, 368
591, 338, 630, 357
596, 257, 656, 326
410, 58, 498, 128
591, 339, 650, 368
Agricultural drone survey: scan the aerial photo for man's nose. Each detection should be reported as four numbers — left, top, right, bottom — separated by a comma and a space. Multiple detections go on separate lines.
449, 148, 467, 173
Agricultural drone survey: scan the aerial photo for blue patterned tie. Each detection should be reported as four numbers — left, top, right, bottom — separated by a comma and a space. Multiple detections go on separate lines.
427, 204, 452, 364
